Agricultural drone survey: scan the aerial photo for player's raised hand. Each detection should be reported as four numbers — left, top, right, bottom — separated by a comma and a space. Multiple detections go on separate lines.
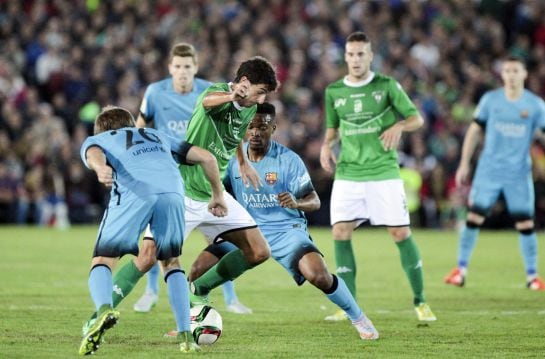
231, 78, 251, 101
278, 192, 298, 209
379, 123, 403, 150
320, 145, 337, 174
455, 163, 470, 187
208, 195, 228, 217
95, 164, 114, 188
239, 161, 262, 191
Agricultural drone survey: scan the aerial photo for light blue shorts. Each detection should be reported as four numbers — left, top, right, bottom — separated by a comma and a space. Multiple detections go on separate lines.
94, 192, 185, 260
263, 226, 321, 285
470, 175, 534, 219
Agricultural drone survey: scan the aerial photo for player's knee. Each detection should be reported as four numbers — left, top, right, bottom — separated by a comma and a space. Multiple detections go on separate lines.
332, 224, 353, 240
466, 211, 485, 226
246, 243, 270, 266
465, 219, 482, 229
389, 227, 410, 242
515, 219, 535, 234
307, 271, 332, 291
189, 260, 210, 281
135, 249, 157, 272
513, 215, 534, 233
160, 257, 180, 272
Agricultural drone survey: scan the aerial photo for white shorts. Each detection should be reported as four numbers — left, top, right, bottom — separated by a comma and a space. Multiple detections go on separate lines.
330, 179, 410, 227
144, 191, 257, 243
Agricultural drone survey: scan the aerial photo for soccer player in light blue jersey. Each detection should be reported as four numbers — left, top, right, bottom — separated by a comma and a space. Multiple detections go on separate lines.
131, 43, 251, 314
219, 103, 378, 340
78, 106, 227, 354
445, 57, 545, 291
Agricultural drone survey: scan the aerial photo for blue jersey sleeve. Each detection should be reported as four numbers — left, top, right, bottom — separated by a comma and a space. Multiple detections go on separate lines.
80, 136, 102, 169
286, 154, 314, 199
139, 85, 155, 123
536, 99, 545, 131
473, 92, 491, 125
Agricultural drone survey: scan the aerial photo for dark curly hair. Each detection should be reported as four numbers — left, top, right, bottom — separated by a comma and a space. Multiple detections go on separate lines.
234, 56, 278, 92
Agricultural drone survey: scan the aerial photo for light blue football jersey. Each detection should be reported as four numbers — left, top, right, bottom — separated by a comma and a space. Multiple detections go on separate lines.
80, 127, 186, 204
225, 141, 315, 231
139, 77, 211, 139
473, 88, 545, 182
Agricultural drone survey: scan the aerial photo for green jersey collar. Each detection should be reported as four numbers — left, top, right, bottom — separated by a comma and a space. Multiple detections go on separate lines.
343, 72, 375, 88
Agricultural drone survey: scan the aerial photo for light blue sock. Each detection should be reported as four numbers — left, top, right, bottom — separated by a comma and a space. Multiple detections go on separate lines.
221, 281, 238, 305
519, 232, 538, 277
88, 265, 113, 311
325, 275, 362, 321
165, 269, 190, 332
457, 225, 480, 269
146, 262, 160, 294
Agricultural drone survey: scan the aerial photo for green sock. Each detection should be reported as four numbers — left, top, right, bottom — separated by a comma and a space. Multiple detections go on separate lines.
97, 304, 112, 318
334, 240, 357, 299
89, 260, 144, 321
193, 250, 253, 296
396, 235, 425, 305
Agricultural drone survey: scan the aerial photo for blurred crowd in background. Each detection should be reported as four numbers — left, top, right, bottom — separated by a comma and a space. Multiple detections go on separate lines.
1, 0, 545, 228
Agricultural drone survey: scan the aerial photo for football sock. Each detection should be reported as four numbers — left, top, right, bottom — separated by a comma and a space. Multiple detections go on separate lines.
221, 281, 238, 305
193, 249, 253, 296
112, 259, 145, 307
334, 240, 357, 299
88, 260, 145, 321
165, 269, 190, 332
396, 235, 425, 305
457, 226, 479, 269
88, 264, 113, 311
146, 262, 160, 295
324, 274, 362, 321
519, 231, 537, 279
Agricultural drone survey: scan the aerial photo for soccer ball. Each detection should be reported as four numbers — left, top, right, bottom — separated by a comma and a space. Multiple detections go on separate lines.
190, 305, 222, 345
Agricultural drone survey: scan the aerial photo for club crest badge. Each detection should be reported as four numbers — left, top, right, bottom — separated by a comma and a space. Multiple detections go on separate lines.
520, 110, 529, 119
265, 172, 277, 185
372, 90, 384, 103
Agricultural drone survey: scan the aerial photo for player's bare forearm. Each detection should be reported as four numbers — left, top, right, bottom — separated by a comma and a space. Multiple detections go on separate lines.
186, 146, 223, 197
398, 114, 424, 132
237, 143, 262, 190
278, 191, 320, 212
86, 146, 107, 171
202, 92, 236, 109
86, 146, 113, 187
460, 122, 483, 167
321, 128, 339, 148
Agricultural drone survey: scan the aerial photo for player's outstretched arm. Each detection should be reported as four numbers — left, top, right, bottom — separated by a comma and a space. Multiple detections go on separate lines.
320, 128, 339, 174
278, 190, 320, 212
85, 146, 113, 187
202, 79, 252, 109
237, 142, 262, 191
186, 145, 228, 217
455, 122, 483, 187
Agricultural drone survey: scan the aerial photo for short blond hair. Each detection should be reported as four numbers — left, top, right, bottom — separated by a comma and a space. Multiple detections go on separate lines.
169, 42, 197, 64
94, 105, 135, 135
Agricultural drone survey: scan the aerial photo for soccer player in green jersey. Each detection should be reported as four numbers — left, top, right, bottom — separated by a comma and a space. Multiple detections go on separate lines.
181, 56, 278, 306
132, 42, 251, 315
320, 32, 436, 322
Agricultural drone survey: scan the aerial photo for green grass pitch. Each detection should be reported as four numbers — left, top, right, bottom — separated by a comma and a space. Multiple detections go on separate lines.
1, 226, 544, 358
